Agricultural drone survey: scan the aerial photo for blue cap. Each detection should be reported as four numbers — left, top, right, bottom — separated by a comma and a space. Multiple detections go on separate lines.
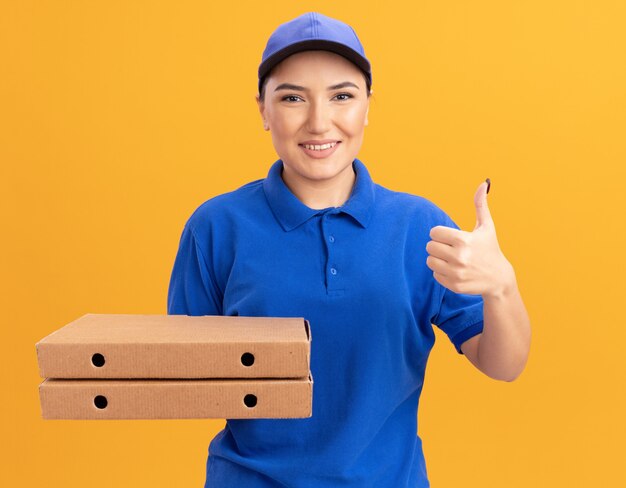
258, 12, 372, 96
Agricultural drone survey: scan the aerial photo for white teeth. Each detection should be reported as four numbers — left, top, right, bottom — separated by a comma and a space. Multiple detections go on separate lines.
302, 142, 337, 150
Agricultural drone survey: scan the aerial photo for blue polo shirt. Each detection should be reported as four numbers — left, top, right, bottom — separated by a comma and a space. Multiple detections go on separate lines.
167, 158, 484, 488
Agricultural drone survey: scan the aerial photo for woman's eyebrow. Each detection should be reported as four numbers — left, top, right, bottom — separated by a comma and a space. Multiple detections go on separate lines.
274, 81, 360, 92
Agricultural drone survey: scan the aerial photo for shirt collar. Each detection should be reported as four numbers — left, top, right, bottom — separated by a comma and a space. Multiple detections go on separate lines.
263, 158, 375, 232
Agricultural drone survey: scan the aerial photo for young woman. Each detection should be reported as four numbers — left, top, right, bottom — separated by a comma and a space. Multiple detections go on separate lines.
168, 11, 531, 488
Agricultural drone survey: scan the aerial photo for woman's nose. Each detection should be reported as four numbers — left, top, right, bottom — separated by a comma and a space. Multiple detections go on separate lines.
306, 101, 332, 133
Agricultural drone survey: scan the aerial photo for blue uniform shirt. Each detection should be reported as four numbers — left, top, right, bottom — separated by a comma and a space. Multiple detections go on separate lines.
167, 158, 484, 488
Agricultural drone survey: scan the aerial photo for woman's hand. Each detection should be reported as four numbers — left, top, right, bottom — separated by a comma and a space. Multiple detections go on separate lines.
425, 179, 516, 299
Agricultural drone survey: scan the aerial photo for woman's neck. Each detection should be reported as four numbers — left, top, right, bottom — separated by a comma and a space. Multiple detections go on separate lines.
281, 162, 356, 210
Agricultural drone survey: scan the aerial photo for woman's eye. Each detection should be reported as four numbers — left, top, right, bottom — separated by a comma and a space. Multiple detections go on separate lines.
282, 95, 302, 102
334, 93, 353, 101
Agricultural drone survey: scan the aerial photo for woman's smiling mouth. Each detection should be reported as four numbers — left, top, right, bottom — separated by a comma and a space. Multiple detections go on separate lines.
301, 142, 337, 150
298, 141, 341, 158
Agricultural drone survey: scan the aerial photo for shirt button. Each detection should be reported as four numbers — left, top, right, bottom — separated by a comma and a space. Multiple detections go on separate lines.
330, 267, 337, 275
329, 235, 335, 243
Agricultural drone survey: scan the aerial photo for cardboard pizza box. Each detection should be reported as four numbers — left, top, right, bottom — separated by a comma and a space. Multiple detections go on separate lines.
36, 313, 311, 379
38, 374, 313, 419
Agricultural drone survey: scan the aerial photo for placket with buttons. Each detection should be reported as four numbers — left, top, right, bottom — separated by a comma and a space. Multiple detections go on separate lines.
320, 208, 344, 296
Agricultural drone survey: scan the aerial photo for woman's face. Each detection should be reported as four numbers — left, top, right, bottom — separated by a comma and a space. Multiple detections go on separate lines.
256, 50, 370, 186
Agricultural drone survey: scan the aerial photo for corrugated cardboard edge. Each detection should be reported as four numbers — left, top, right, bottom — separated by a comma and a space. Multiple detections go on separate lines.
304, 318, 311, 366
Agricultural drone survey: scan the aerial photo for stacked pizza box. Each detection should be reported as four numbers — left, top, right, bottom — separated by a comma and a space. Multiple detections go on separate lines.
36, 313, 313, 420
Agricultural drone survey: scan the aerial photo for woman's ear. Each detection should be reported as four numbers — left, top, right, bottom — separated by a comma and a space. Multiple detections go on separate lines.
256, 95, 269, 131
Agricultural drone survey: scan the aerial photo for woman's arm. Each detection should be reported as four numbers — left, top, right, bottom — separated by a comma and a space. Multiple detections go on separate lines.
461, 265, 531, 382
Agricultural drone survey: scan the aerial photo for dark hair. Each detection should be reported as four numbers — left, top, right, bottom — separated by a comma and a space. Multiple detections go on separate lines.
258, 68, 372, 103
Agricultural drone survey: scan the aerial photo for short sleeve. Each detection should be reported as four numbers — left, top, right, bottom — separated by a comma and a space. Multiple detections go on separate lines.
167, 223, 224, 316
430, 211, 484, 354
432, 288, 484, 354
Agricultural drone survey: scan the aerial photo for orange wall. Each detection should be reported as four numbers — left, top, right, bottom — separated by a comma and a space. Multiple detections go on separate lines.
2, 1, 625, 486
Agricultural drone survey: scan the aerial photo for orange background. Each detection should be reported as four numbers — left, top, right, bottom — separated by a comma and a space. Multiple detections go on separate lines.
2, 1, 625, 486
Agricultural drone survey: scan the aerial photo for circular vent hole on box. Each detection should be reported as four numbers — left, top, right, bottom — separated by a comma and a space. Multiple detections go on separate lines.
91, 353, 105, 367
94, 395, 108, 409
241, 352, 255, 367
243, 394, 257, 408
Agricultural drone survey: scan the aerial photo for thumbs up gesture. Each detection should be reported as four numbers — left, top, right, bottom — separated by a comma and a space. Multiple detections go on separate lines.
426, 179, 515, 298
